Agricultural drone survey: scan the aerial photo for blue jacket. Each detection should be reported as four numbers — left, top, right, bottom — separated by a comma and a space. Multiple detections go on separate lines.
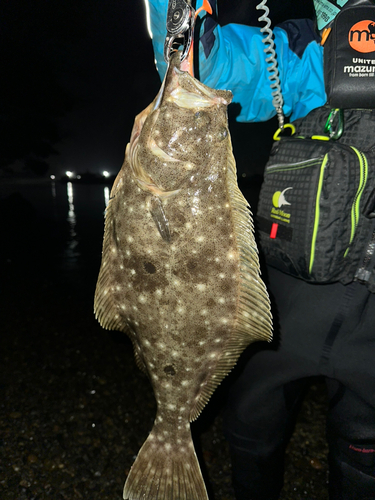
147, 0, 326, 122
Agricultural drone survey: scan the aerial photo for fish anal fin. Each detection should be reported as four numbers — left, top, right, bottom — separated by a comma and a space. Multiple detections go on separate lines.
226, 138, 272, 345
190, 143, 273, 422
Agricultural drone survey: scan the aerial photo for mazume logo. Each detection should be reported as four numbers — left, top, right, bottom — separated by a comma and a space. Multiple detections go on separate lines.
348, 19, 375, 53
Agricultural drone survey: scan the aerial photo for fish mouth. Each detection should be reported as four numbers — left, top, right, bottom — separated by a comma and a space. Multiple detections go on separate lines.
154, 51, 232, 112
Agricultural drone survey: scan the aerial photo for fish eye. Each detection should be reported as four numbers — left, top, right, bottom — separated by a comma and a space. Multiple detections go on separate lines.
194, 111, 210, 128
217, 127, 228, 141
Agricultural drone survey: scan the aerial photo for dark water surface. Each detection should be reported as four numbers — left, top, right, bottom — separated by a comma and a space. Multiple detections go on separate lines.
1, 180, 329, 499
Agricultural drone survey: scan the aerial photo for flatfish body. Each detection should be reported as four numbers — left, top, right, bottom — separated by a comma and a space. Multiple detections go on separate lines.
94, 52, 272, 500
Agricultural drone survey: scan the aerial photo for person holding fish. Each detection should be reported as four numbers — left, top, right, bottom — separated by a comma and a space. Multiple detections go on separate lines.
144, 0, 375, 498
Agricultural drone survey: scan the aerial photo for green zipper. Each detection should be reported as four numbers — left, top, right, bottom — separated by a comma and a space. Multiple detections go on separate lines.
309, 147, 368, 274
266, 158, 322, 173
344, 147, 368, 257
309, 154, 328, 274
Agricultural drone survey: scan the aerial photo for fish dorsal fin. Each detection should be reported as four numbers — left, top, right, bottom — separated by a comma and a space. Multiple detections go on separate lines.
190, 139, 272, 422
93, 165, 148, 376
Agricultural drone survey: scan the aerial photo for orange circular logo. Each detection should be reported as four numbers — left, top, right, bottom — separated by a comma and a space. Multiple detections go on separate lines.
348, 20, 375, 53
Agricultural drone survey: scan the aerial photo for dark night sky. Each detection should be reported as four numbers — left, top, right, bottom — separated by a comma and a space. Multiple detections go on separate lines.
52, 1, 161, 177
2, 1, 314, 179
2, 1, 161, 178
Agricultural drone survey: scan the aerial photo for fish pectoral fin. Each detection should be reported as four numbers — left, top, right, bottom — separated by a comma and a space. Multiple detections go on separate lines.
149, 196, 171, 243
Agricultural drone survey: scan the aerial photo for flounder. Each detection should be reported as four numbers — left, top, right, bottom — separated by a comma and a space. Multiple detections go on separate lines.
94, 52, 272, 500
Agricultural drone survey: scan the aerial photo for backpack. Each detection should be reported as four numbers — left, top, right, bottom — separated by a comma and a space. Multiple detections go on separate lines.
256, 2, 375, 292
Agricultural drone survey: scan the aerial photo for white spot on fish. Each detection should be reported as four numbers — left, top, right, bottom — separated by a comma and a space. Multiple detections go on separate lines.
218, 297, 225, 304
219, 273, 225, 279
167, 404, 176, 411
156, 289, 162, 296
200, 309, 208, 316
221, 318, 229, 324
196, 284, 206, 291
138, 295, 147, 304
181, 380, 189, 387
196, 236, 205, 243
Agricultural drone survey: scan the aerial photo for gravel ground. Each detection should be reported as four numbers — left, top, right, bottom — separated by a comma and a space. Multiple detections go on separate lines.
1, 190, 330, 500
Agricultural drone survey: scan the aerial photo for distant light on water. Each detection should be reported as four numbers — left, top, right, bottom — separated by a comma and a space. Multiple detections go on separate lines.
66, 171, 74, 178
102, 171, 110, 178
104, 187, 110, 207
50, 175, 56, 180
66, 182, 79, 269
67, 182, 74, 210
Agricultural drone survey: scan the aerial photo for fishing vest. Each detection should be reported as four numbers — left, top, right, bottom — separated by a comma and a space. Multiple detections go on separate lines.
257, 2, 375, 292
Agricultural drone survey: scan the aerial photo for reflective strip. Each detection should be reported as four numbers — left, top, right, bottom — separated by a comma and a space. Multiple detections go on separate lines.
309, 154, 328, 274
345, 147, 368, 257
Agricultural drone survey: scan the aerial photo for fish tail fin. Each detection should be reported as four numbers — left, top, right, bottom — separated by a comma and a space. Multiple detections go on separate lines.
123, 425, 208, 500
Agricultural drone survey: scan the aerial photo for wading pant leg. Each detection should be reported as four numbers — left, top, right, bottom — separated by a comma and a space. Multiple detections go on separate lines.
323, 285, 375, 500
224, 267, 356, 500
224, 350, 310, 500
